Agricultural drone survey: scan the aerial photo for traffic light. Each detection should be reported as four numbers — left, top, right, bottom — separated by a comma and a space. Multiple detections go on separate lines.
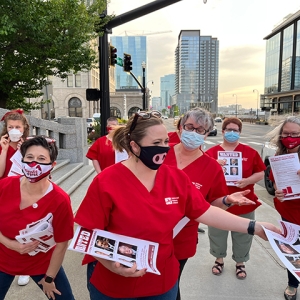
123, 53, 132, 72
109, 45, 117, 66
86, 88, 100, 101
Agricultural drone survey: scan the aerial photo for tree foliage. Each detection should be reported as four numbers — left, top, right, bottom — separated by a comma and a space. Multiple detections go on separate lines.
0, 0, 111, 109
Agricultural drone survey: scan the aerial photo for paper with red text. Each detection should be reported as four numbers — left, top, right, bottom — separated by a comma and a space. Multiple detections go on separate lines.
263, 220, 300, 281
15, 213, 55, 256
68, 226, 160, 275
269, 153, 300, 200
217, 151, 242, 186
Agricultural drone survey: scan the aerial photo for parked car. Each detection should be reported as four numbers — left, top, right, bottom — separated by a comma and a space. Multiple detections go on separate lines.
214, 117, 222, 123
87, 117, 96, 128
260, 142, 277, 195
208, 125, 217, 136
162, 115, 168, 119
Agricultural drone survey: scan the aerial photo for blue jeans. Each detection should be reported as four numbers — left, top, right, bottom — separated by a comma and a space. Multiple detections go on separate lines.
89, 280, 178, 300
0, 267, 75, 300
87, 261, 97, 293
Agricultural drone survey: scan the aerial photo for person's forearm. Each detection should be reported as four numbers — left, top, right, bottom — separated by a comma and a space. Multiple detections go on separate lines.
0, 231, 12, 248
196, 206, 250, 233
45, 242, 68, 277
92, 160, 102, 174
210, 197, 228, 210
0, 151, 8, 177
245, 171, 264, 185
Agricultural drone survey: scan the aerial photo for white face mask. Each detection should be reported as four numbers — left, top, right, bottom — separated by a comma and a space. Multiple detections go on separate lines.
8, 128, 23, 142
22, 161, 53, 183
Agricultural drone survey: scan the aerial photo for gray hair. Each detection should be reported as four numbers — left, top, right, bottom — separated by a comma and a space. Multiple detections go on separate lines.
180, 107, 214, 131
266, 115, 300, 155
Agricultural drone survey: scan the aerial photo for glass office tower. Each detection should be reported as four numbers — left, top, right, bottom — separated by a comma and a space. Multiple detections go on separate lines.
263, 10, 300, 115
160, 74, 175, 108
175, 30, 219, 113
110, 36, 147, 90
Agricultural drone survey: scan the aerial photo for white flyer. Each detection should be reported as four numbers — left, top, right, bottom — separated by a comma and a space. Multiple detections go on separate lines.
68, 226, 160, 275
217, 151, 242, 186
269, 153, 300, 200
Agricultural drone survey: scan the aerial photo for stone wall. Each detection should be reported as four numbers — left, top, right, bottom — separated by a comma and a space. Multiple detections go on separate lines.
0, 108, 88, 164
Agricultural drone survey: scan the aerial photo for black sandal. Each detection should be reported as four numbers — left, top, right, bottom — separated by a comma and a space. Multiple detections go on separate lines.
236, 264, 247, 280
212, 261, 224, 276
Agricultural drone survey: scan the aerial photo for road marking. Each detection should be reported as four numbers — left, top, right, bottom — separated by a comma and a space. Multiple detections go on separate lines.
249, 142, 264, 146
205, 141, 216, 145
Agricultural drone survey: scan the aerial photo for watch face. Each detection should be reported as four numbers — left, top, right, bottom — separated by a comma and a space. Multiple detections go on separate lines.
45, 276, 54, 283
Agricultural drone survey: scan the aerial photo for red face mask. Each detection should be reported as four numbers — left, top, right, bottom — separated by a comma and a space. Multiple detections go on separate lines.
281, 136, 300, 149
106, 126, 112, 132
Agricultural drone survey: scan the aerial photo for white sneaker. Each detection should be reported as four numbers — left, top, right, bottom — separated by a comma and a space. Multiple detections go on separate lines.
18, 275, 30, 286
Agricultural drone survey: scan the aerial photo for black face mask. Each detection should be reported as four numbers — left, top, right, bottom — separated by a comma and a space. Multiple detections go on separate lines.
132, 142, 170, 170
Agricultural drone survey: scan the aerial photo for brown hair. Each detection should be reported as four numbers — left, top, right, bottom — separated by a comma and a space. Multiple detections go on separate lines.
112, 113, 163, 153
1, 110, 30, 139
222, 117, 242, 132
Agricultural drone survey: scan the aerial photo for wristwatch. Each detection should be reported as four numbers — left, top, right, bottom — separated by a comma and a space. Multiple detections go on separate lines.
44, 275, 54, 284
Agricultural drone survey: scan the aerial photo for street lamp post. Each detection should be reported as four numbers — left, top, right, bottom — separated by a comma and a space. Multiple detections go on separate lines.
142, 61, 146, 110
253, 89, 259, 119
232, 94, 238, 116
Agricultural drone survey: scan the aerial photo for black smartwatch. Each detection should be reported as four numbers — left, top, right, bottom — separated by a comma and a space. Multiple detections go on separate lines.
44, 275, 54, 283
247, 220, 256, 235
222, 196, 232, 208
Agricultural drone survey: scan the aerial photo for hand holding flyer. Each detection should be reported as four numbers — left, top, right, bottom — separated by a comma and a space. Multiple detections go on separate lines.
68, 226, 160, 275
15, 213, 55, 256
269, 153, 300, 200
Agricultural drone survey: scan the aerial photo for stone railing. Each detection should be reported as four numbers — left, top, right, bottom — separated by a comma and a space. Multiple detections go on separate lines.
0, 108, 88, 164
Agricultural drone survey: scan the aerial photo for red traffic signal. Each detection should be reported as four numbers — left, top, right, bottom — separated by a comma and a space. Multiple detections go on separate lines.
109, 45, 117, 66
123, 53, 132, 72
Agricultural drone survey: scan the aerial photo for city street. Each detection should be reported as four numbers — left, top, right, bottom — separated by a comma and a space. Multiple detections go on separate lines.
5, 119, 280, 300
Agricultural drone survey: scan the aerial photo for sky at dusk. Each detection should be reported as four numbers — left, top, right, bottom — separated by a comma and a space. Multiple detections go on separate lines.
107, 0, 300, 109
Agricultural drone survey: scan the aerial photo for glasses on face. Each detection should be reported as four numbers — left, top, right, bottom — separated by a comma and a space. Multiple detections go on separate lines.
224, 128, 240, 133
129, 110, 162, 134
26, 136, 56, 144
183, 123, 208, 135
280, 132, 300, 138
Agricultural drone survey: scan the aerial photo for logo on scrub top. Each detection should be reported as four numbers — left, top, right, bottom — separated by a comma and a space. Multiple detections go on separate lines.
165, 197, 179, 205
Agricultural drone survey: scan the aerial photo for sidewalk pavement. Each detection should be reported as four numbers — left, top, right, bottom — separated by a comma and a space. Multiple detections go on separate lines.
6, 185, 288, 300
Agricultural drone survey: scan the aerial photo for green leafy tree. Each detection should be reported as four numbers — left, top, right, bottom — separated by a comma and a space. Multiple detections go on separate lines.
0, 0, 111, 109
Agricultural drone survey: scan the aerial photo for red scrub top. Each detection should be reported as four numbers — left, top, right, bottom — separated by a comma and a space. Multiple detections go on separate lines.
0, 145, 17, 179
86, 136, 115, 170
270, 169, 300, 225
168, 131, 181, 144
206, 143, 265, 215
75, 163, 210, 298
163, 146, 228, 260
0, 176, 74, 275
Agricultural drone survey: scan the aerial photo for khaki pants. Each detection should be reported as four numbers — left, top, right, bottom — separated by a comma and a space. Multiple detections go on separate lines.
208, 211, 255, 263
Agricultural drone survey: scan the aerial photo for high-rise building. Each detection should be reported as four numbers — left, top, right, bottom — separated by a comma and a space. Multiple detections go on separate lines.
110, 36, 147, 90
174, 30, 219, 113
263, 10, 300, 115
160, 74, 175, 108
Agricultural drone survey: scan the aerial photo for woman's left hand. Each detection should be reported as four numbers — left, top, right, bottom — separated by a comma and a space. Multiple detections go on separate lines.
227, 190, 256, 206
17, 137, 24, 150
235, 178, 250, 189
38, 279, 61, 300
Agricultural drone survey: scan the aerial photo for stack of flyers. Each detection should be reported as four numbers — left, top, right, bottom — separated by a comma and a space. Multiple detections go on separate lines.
15, 213, 56, 256
8, 150, 23, 176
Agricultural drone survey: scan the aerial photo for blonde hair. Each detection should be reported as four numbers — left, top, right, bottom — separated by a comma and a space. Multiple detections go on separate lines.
1, 110, 29, 139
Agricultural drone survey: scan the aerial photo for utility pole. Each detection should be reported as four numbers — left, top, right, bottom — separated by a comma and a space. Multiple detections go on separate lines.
99, 0, 182, 136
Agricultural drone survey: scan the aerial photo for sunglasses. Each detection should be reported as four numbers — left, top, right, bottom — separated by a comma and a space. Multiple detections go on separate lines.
129, 111, 162, 135
26, 135, 56, 144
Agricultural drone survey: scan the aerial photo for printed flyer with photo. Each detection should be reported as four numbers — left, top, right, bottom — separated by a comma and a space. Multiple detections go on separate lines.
68, 226, 160, 275
217, 151, 242, 186
15, 213, 55, 256
264, 221, 300, 281
269, 153, 300, 200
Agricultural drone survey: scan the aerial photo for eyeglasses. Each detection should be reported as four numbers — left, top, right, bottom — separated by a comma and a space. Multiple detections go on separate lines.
224, 128, 240, 133
26, 136, 56, 144
183, 124, 208, 135
129, 111, 162, 134
280, 132, 300, 138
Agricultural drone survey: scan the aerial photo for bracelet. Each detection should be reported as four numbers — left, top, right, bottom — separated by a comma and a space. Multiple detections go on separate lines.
222, 196, 231, 207
247, 220, 256, 235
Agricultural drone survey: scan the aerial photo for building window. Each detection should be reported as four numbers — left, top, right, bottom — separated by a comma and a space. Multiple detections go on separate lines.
75, 74, 81, 87
67, 75, 73, 87
68, 97, 82, 117
110, 107, 121, 118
